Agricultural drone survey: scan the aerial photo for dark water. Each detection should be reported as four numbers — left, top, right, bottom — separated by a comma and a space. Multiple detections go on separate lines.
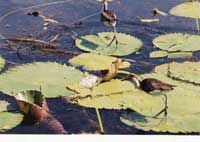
0, 0, 199, 134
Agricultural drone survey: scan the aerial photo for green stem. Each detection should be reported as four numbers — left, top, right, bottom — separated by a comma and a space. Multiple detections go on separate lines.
192, 0, 200, 33
90, 88, 104, 133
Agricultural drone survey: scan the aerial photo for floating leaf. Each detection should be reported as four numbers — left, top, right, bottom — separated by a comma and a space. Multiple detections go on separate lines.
170, 2, 200, 19
155, 62, 200, 85
0, 112, 23, 132
153, 33, 200, 52
15, 90, 49, 120
0, 101, 23, 132
149, 51, 168, 58
69, 53, 130, 70
75, 32, 143, 56
0, 62, 84, 98
120, 69, 200, 133
149, 51, 193, 59
0, 101, 10, 112
14, 90, 66, 133
167, 52, 193, 59
66, 79, 141, 109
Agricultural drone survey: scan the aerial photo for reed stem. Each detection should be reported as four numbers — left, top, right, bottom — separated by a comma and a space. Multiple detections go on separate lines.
90, 89, 104, 133
192, 0, 200, 33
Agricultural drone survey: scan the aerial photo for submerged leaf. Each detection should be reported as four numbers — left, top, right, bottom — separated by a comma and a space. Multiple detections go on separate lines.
75, 32, 143, 56
153, 33, 200, 52
0, 62, 84, 98
69, 53, 130, 70
170, 2, 200, 19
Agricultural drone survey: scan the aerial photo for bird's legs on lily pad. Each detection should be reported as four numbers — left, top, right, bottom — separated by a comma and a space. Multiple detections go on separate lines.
106, 26, 118, 50
153, 94, 168, 122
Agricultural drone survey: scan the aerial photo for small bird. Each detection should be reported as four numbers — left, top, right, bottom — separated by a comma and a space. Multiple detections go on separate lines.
101, 58, 122, 81
131, 76, 175, 119
100, 0, 118, 49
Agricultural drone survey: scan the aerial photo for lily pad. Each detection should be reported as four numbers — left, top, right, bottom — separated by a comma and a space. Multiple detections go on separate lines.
155, 62, 200, 85
0, 56, 5, 72
66, 79, 143, 109
0, 101, 23, 132
149, 51, 168, 58
170, 2, 200, 19
153, 33, 200, 52
0, 112, 23, 132
150, 51, 193, 59
0, 62, 84, 98
69, 53, 130, 70
75, 32, 143, 56
120, 68, 200, 133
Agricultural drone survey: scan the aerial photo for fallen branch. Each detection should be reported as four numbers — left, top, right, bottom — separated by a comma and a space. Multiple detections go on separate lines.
40, 48, 81, 55
6, 37, 60, 49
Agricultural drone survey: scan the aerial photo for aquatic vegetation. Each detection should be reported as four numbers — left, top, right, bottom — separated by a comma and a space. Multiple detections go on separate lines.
153, 33, 200, 52
69, 53, 130, 71
0, 0, 200, 134
150, 51, 193, 59
0, 101, 23, 132
0, 62, 84, 98
75, 32, 143, 56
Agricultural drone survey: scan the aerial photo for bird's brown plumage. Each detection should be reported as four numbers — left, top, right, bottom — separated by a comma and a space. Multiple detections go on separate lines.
140, 78, 175, 93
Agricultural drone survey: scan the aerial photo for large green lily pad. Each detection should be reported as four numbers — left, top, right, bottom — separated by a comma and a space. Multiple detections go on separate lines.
69, 53, 130, 70
0, 101, 23, 132
66, 79, 147, 110
75, 32, 143, 56
155, 61, 200, 85
170, 2, 200, 19
0, 62, 84, 98
120, 64, 200, 133
153, 33, 200, 52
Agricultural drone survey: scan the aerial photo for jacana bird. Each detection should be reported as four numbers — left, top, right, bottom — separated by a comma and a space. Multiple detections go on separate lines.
100, 0, 118, 49
131, 76, 175, 119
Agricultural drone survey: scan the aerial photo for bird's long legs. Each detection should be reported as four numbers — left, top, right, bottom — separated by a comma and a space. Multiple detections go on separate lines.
153, 94, 168, 121
106, 26, 118, 50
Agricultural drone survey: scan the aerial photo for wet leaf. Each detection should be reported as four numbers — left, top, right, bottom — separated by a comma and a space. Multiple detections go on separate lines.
69, 53, 130, 71
75, 32, 143, 56
0, 56, 5, 72
170, 2, 200, 19
153, 33, 200, 52
149, 51, 193, 59
120, 67, 200, 133
167, 52, 193, 59
0, 112, 23, 132
15, 90, 49, 120
0, 101, 23, 132
155, 62, 200, 85
0, 101, 10, 112
66, 79, 138, 109
0, 62, 84, 98
149, 51, 168, 58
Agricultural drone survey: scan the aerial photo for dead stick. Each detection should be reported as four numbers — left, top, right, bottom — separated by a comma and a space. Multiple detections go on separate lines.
40, 48, 81, 55
6, 37, 60, 49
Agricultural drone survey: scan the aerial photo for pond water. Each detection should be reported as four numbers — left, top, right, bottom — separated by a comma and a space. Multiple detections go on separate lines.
0, 0, 199, 134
